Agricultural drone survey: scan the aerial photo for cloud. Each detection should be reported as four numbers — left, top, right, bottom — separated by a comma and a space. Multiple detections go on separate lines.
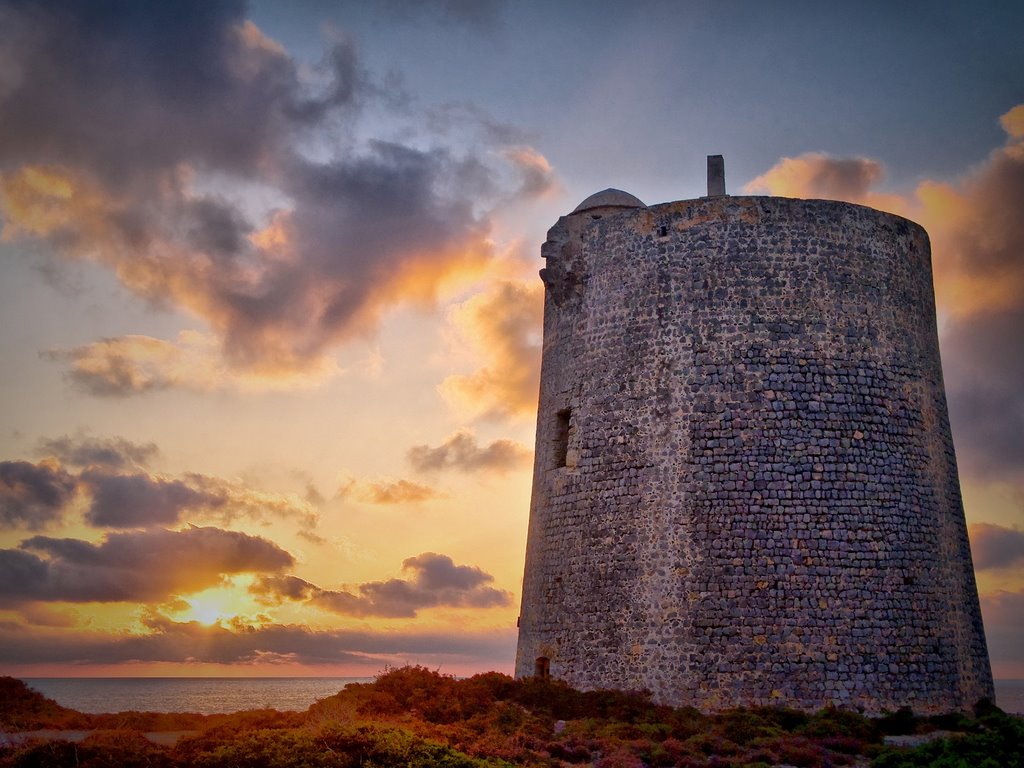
408, 430, 530, 473
979, 589, 1024, 669
81, 471, 207, 527
49, 331, 341, 397
0, 526, 293, 606
253, 552, 512, 618
79, 469, 319, 529
249, 575, 318, 605
17, 603, 78, 629
0, 459, 77, 530
970, 523, 1024, 571
440, 279, 543, 420
0, 1, 555, 387
1000, 104, 1024, 139
941, 309, 1024, 482
0, 447, 319, 531
745, 152, 885, 202
37, 434, 158, 470
346, 478, 441, 505
0, 616, 516, 668
502, 146, 558, 201
744, 106, 1024, 489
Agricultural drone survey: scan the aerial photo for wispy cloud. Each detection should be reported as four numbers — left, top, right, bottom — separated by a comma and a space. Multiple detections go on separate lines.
408, 429, 530, 473
37, 434, 159, 470
440, 279, 543, 420
47, 331, 342, 396
252, 552, 512, 618
0, 616, 516, 668
970, 524, 1024, 571
342, 478, 442, 505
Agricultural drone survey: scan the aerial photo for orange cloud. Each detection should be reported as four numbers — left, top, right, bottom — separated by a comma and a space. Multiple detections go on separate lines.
743, 106, 1024, 321
49, 331, 341, 395
341, 478, 442, 505
0, 4, 559, 388
1000, 104, 1024, 138
502, 146, 560, 200
440, 279, 544, 420
408, 429, 531, 473
743, 152, 909, 217
744, 105, 1024, 490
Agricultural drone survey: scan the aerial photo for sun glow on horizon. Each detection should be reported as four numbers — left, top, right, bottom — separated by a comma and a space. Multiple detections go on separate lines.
176, 581, 261, 627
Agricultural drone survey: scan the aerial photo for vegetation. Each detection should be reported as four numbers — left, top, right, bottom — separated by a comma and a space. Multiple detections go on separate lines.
0, 670, 1020, 767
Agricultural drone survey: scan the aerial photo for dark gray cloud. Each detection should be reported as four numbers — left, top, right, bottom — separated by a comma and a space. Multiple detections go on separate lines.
0, 0, 550, 386
0, 526, 294, 606
0, 615, 516, 667
970, 523, 1024, 570
250, 574, 318, 604
0, 460, 77, 530
979, 589, 1024, 668
1, 447, 319, 530
252, 552, 512, 618
937, 138, 1024, 484
944, 309, 1024, 481
37, 435, 159, 470
81, 470, 206, 527
408, 430, 530, 473
0, 0, 353, 181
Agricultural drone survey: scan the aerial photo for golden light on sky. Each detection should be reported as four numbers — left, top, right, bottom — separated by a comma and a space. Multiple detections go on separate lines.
0, 0, 1022, 681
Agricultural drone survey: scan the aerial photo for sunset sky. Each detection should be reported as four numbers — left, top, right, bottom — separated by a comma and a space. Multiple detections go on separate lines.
1, 0, 1023, 680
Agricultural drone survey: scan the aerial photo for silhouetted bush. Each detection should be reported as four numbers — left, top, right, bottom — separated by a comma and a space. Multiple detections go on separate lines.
0, 678, 89, 730
3, 666, 1021, 768
876, 706, 918, 736
871, 709, 1024, 768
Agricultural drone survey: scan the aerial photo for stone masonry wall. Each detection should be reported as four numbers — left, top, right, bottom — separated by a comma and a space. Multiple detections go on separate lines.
515, 195, 994, 713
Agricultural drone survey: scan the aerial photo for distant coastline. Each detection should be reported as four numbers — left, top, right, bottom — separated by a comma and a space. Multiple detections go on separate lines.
19, 676, 1024, 716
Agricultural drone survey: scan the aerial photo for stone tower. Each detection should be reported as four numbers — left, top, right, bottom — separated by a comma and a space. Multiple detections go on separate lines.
515, 165, 993, 714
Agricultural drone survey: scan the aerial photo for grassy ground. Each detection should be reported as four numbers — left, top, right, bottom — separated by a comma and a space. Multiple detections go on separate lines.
1, 668, 1020, 767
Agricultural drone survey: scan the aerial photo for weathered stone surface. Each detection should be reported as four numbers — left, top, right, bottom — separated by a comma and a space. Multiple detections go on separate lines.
515, 194, 994, 714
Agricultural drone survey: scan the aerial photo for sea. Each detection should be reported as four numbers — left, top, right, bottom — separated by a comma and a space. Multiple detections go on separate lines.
18, 677, 1024, 716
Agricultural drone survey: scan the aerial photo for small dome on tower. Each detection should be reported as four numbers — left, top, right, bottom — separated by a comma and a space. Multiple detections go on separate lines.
571, 188, 646, 214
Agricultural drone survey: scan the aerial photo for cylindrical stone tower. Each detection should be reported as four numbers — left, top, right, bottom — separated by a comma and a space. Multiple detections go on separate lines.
515, 188, 994, 714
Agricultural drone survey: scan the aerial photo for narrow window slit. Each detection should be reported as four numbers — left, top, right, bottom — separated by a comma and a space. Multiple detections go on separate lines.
554, 408, 571, 468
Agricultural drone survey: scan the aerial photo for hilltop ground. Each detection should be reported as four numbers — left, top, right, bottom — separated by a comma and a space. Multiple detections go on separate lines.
1, 667, 1021, 767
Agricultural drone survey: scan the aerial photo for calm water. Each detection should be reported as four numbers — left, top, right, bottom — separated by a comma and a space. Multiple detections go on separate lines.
19, 677, 1024, 716
21, 677, 370, 714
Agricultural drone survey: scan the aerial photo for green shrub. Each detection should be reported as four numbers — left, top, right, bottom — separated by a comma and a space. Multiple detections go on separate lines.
872, 711, 1024, 768
0, 732, 175, 768
712, 709, 782, 745
799, 705, 879, 742
875, 706, 918, 736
